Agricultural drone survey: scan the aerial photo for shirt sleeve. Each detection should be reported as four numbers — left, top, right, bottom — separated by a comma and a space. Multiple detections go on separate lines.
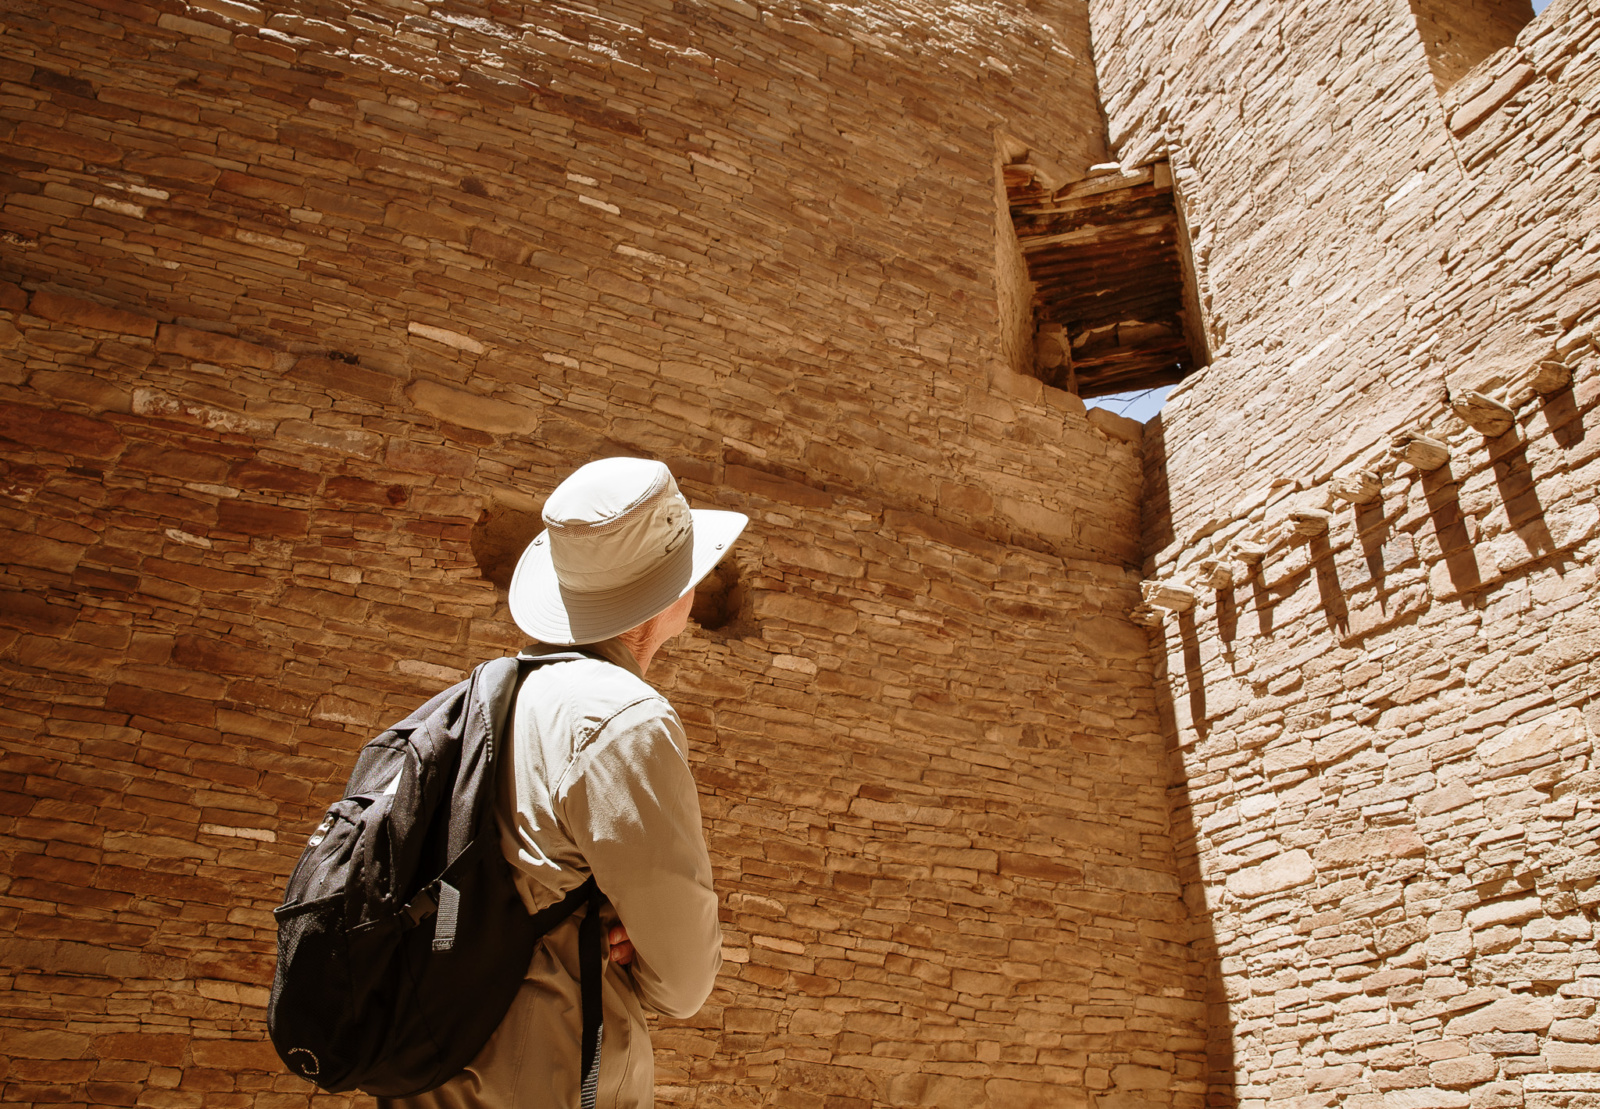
553, 696, 722, 1019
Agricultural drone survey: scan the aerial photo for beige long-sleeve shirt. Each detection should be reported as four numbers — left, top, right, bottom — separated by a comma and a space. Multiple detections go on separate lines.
381, 640, 721, 1109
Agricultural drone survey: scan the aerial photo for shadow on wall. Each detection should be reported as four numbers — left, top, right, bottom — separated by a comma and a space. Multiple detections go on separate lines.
1130, 342, 1595, 1109
1147, 638, 1239, 1109
1142, 414, 1176, 564
1138, 414, 1237, 1107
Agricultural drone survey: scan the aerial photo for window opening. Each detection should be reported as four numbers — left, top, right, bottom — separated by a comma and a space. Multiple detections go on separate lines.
1000, 152, 1209, 400
1407, 0, 1536, 94
1085, 384, 1176, 424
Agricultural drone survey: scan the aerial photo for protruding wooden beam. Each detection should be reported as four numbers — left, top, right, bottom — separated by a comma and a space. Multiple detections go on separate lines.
1531, 360, 1571, 394
1391, 431, 1451, 471
1141, 580, 1198, 612
1449, 391, 1516, 437
1290, 509, 1332, 537
1197, 558, 1235, 589
1329, 470, 1381, 504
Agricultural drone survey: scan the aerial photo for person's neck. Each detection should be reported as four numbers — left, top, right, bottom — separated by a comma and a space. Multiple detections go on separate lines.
616, 617, 663, 676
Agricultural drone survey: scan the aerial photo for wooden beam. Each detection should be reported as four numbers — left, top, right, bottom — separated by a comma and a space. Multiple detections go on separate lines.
1077, 366, 1188, 399
1050, 165, 1156, 204
1018, 215, 1175, 253
1014, 181, 1171, 218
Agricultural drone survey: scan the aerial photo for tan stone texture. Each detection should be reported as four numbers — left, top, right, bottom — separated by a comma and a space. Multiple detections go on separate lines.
1095, 0, 1600, 1104
1, 0, 1596, 1107
0, 2, 1193, 1107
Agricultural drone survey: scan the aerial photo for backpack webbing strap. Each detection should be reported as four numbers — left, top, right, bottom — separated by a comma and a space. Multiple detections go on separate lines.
431, 880, 460, 952
511, 651, 608, 1109
578, 882, 604, 1109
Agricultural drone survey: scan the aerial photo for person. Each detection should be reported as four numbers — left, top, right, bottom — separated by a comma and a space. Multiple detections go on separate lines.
381, 456, 746, 1109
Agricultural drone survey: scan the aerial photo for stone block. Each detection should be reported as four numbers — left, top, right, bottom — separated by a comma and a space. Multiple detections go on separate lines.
124, 154, 220, 183
1480, 709, 1586, 767
155, 324, 275, 368
1392, 431, 1451, 471
1227, 849, 1315, 899
186, 1038, 283, 1071
1382, 1089, 1469, 1109
5, 1029, 91, 1059
231, 459, 321, 494
287, 356, 401, 405
132, 388, 276, 437
1448, 64, 1536, 134
1087, 405, 1143, 443
216, 169, 304, 204
29, 291, 155, 338
1530, 360, 1570, 394
92, 1033, 186, 1066
104, 684, 216, 727
1330, 470, 1382, 504
1446, 997, 1553, 1036
13, 122, 124, 165
1141, 579, 1197, 611
1290, 508, 1333, 536
383, 441, 474, 478
407, 379, 537, 435
1314, 829, 1427, 867
470, 228, 532, 264
28, 369, 132, 413
728, 465, 834, 509
752, 591, 858, 634
0, 593, 78, 636
1466, 897, 1544, 931
2, 532, 85, 574
1071, 614, 1151, 659
407, 320, 484, 353
214, 501, 310, 538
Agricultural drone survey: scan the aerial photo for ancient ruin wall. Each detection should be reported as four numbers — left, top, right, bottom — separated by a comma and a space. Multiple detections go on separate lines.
1408, 0, 1537, 93
1091, 0, 1600, 1105
0, 2, 1206, 1106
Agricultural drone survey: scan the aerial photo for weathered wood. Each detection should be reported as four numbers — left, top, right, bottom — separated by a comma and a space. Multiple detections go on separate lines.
1052, 165, 1155, 203
1019, 214, 1175, 253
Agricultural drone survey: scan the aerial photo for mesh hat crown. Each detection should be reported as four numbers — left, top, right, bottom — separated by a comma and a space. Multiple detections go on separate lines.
508, 458, 747, 645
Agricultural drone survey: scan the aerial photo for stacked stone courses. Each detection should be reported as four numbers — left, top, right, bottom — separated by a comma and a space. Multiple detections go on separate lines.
0, 2, 1209, 1108
3, 0, 1595, 1106
1095, 0, 1600, 1107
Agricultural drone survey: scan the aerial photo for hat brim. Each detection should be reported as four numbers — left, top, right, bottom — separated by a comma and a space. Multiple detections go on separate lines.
508, 509, 748, 645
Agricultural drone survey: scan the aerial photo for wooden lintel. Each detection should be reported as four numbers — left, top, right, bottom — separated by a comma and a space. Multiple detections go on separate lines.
1019, 215, 1176, 253
1052, 165, 1156, 204
1077, 366, 1187, 399
1015, 180, 1168, 218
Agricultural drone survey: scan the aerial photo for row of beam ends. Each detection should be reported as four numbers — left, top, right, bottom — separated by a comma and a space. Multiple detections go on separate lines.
1128, 357, 1578, 627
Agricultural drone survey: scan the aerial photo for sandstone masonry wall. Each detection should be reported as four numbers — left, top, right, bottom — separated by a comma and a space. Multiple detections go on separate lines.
0, 3, 1205, 1107
1091, 0, 1600, 1106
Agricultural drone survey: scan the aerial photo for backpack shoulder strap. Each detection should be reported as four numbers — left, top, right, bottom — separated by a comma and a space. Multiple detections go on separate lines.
508, 649, 610, 1109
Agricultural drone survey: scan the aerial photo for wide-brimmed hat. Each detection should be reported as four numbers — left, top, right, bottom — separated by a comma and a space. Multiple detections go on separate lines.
508, 457, 747, 645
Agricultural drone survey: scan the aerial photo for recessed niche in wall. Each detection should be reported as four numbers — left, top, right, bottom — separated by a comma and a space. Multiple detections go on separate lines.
690, 556, 746, 634
1407, 0, 1535, 94
1001, 156, 1209, 399
470, 492, 542, 590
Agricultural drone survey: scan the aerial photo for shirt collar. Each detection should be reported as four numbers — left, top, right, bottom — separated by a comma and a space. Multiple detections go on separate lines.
523, 637, 642, 679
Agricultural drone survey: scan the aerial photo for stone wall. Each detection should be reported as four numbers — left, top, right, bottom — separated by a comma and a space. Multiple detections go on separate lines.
1408, 0, 1537, 93
1092, 0, 1600, 1105
0, 2, 1207, 1107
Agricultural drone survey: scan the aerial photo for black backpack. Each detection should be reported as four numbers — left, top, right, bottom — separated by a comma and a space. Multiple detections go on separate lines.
267, 652, 607, 1100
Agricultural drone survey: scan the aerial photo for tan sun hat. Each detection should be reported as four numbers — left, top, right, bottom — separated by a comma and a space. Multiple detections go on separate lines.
508, 457, 748, 645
